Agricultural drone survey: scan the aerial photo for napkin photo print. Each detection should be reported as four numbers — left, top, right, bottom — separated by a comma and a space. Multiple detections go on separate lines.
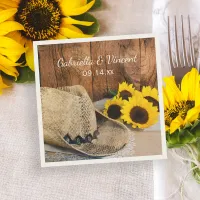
33, 34, 167, 167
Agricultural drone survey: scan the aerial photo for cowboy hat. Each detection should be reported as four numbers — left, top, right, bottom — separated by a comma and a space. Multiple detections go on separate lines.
41, 85, 130, 157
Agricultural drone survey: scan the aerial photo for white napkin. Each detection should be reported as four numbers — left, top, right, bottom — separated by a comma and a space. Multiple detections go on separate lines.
153, 0, 200, 199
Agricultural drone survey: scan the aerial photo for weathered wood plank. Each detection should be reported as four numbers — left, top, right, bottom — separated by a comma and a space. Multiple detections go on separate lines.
118, 39, 141, 90
90, 41, 108, 101
104, 41, 126, 96
38, 43, 93, 99
38, 45, 58, 88
140, 38, 157, 89
38, 38, 158, 102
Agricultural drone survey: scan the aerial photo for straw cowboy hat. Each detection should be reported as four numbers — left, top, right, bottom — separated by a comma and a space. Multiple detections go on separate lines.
41, 85, 130, 157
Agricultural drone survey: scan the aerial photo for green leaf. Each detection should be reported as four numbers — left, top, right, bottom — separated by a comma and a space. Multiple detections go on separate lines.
88, 0, 102, 11
191, 162, 200, 184
183, 122, 192, 129
109, 89, 118, 97
166, 131, 180, 145
192, 125, 200, 138
73, 13, 100, 35
167, 143, 184, 148
179, 130, 196, 144
166, 129, 197, 147
16, 67, 35, 83
191, 120, 200, 130
195, 138, 200, 152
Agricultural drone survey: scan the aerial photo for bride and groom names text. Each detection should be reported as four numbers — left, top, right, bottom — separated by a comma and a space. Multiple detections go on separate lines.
57, 55, 138, 68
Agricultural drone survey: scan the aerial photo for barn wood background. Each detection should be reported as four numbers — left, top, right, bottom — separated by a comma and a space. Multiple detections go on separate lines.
38, 38, 157, 102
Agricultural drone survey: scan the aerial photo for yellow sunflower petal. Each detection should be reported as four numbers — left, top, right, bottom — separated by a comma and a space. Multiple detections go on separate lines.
188, 68, 199, 100
165, 125, 170, 132
60, 0, 87, 10
62, 24, 83, 33
181, 68, 199, 101
170, 116, 184, 134
55, 33, 67, 39
0, 36, 25, 50
163, 87, 170, 108
184, 106, 200, 124
0, 1, 19, 9
25, 41, 34, 71
0, 75, 10, 94
61, 0, 95, 16
142, 86, 151, 96
0, 21, 24, 35
0, 54, 21, 67
59, 26, 93, 38
62, 17, 94, 26
0, 65, 19, 79
151, 88, 158, 99
181, 71, 190, 100
0, 8, 17, 23
195, 86, 200, 107
6, 31, 27, 47
0, 75, 10, 88
0, 45, 25, 63
164, 76, 183, 104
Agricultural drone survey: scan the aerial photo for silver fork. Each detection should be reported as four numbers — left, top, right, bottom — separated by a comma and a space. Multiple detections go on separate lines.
168, 16, 195, 84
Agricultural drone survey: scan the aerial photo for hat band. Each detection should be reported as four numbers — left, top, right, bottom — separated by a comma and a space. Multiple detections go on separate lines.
63, 129, 100, 145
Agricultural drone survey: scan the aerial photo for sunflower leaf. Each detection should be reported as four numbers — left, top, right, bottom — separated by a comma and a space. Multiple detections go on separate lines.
183, 122, 192, 129
166, 131, 180, 146
179, 130, 196, 144
196, 138, 200, 153
73, 13, 100, 35
167, 143, 184, 148
16, 67, 35, 83
191, 120, 200, 131
87, 0, 102, 11
109, 89, 118, 97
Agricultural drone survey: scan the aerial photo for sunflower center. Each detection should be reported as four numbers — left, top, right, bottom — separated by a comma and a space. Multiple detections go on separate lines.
130, 106, 149, 124
165, 100, 195, 126
107, 105, 122, 119
119, 90, 132, 100
15, 0, 61, 40
145, 96, 159, 111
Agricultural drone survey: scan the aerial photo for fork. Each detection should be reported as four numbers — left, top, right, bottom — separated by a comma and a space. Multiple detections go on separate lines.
168, 16, 195, 84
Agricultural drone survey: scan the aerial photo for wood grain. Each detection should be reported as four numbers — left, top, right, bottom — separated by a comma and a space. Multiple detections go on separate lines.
140, 38, 158, 89
38, 38, 157, 101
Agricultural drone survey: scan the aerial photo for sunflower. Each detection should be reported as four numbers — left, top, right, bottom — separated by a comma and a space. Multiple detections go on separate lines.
116, 82, 135, 100
0, 8, 26, 93
121, 96, 159, 129
163, 68, 200, 134
0, 0, 96, 71
0, 75, 10, 94
141, 86, 159, 111
104, 97, 124, 121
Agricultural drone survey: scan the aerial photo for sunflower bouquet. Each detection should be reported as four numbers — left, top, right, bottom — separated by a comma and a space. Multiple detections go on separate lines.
0, 0, 101, 94
163, 68, 200, 183
103, 82, 160, 129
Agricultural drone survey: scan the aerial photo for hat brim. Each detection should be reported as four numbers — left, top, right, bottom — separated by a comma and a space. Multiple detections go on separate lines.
42, 86, 130, 157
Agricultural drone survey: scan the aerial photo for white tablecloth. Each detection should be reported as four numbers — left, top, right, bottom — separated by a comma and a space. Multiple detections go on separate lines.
0, 1, 154, 200
153, 0, 200, 199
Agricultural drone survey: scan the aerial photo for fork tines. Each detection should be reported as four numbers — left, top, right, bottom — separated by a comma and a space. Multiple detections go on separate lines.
168, 16, 195, 83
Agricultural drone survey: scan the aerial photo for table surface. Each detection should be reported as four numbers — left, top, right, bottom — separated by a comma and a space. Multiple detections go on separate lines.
0, 1, 155, 200
2, 0, 200, 199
